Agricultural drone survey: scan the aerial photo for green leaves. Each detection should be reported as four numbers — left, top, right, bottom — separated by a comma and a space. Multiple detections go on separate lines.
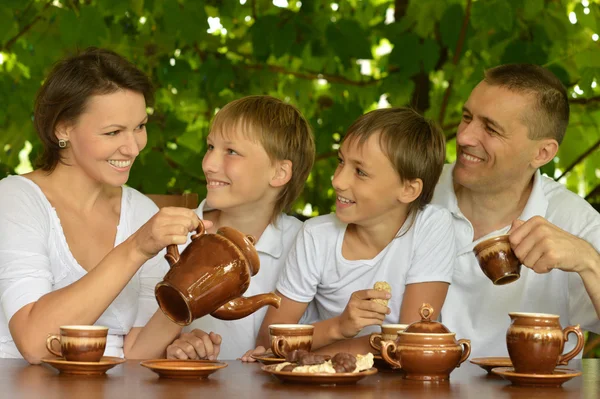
389, 33, 440, 78
0, 5, 18, 46
161, 1, 208, 45
471, 0, 514, 33
326, 19, 372, 64
440, 4, 464, 50
2, 0, 600, 214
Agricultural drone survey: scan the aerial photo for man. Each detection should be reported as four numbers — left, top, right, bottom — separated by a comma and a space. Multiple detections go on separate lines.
432, 64, 600, 358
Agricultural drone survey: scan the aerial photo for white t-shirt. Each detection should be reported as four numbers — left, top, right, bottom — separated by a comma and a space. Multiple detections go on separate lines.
433, 163, 600, 358
184, 200, 303, 359
0, 175, 168, 358
276, 206, 456, 337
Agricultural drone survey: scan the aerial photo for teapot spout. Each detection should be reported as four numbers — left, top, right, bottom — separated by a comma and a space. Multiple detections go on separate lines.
210, 293, 281, 321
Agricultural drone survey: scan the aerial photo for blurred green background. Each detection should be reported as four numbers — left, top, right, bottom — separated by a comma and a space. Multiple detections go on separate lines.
1, 0, 599, 355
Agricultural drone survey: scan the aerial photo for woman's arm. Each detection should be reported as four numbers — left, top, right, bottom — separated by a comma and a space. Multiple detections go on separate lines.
7, 208, 200, 364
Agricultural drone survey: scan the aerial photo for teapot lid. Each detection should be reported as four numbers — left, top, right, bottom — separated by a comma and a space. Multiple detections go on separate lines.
403, 303, 451, 334
216, 226, 260, 276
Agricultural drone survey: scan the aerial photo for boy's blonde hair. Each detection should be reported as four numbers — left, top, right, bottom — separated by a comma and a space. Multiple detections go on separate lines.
342, 107, 446, 228
210, 96, 315, 221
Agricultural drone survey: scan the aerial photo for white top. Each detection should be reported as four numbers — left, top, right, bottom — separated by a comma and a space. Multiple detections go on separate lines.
184, 200, 303, 359
433, 163, 600, 358
0, 175, 168, 358
276, 207, 456, 337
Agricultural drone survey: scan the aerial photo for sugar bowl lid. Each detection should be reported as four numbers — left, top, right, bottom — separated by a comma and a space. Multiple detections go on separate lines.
403, 303, 451, 334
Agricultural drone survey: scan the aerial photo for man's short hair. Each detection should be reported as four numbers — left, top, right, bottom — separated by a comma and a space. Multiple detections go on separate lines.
484, 64, 570, 144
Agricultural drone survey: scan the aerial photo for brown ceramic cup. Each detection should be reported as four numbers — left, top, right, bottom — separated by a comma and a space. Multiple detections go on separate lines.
473, 235, 521, 285
506, 312, 584, 374
369, 324, 408, 352
46, 326, 108, 362
269, 324, 313, 358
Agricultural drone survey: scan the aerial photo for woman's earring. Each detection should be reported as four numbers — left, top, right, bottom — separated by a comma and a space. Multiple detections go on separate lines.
58, 139, 68, 148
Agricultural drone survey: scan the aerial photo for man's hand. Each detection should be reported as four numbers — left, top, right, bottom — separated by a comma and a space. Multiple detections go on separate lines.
509, 216, 598, 274
336, 289, 391, 339
166, 330, 222, 360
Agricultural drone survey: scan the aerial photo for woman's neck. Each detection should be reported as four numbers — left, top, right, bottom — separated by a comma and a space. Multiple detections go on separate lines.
27, 165, 119, 214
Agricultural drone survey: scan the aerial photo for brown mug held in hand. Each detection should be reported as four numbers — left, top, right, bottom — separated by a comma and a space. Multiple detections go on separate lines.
474, 235, 521, 285
155, 220, 281, 326
46, 326, 108, 362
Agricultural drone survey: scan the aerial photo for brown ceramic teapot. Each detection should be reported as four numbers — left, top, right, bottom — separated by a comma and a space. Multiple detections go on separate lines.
381, 303, 471, 381
155, 221, 281, 326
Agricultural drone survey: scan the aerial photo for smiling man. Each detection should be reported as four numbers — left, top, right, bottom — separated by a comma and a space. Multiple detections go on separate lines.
432, 64, 600, 358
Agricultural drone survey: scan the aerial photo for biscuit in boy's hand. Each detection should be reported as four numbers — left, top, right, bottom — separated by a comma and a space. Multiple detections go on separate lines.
372, 281, 391, 307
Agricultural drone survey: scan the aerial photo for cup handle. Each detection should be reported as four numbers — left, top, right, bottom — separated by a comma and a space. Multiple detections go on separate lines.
46, 335, 62, 357
558, 325, 584, 365
273, 336, 287, 359
380, 340, 402, 369
369, 333, 382, 352
456, 339, 471, 368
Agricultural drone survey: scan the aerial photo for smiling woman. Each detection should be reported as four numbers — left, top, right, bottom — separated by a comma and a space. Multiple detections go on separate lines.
0, 48, 210, 364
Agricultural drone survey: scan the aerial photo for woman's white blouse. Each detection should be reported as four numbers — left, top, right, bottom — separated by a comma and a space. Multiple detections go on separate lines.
0, 175, 168, 358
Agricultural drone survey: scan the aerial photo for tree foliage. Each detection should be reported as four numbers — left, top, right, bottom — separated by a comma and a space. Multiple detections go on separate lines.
1, 0, 600, 216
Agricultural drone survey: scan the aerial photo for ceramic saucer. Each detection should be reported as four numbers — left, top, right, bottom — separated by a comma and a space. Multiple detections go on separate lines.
41, 356, 125, 376
251, 353, 287, 365
470, 357, 512, 373
491, 367, 582, 387
262, 364, 377, 385
140, 359, 227, 379
373, 354, 401, 371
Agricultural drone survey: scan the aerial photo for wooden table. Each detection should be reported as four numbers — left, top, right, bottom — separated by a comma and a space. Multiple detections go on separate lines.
1, 358, 598, 398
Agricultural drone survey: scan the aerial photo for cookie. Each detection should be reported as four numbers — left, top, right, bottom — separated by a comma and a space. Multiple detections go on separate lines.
372, 281, 391, 307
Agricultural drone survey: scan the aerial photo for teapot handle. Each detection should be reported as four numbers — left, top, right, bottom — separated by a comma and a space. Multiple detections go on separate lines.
165, 219, 206, 266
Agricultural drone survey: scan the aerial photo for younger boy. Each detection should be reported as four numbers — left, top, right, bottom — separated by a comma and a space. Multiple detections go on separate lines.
250, 107, 455, 356
165, 95, 315, 360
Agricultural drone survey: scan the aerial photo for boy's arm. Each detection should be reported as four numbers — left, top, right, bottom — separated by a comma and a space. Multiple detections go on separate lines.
255, 291, 309, 348
399, 282, 449, 322
312, 282, 448, 356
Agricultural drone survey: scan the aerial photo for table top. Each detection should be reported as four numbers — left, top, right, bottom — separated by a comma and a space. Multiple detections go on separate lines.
1, 358, 598, 399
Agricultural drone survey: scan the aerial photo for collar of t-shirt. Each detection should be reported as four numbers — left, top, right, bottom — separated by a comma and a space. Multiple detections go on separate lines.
432, 163, 549, 254
194, 199, 284, 258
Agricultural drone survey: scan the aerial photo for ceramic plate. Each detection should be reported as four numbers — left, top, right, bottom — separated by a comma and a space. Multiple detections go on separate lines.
372, 354, 401, 371
491, 367, 582, 387
140, 359, 227, 379
251, 353, 287, 365
262, 364, 377, 385
41, 356, 125, 376
470, 357, 512, 373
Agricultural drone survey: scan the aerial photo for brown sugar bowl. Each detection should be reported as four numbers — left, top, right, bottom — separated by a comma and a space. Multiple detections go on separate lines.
473, 235, 521, 285
380, 303, 471, 381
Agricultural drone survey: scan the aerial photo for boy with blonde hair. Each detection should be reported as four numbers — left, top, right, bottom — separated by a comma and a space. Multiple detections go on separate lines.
166, 95, 315, 360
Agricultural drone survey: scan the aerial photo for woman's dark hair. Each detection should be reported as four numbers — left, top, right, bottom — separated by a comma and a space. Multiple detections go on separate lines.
34, 47, 154, 171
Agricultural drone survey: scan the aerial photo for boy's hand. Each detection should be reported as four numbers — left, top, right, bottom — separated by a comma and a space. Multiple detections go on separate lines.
166, 330, 222, 360
337, 289, 391, 339
240, 346, 268, 362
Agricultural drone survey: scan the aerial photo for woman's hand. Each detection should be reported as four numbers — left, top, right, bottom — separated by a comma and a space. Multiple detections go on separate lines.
130, 207, 211, 260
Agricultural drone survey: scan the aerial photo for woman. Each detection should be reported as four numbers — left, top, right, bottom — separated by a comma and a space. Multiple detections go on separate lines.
0, 47, 209, 363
